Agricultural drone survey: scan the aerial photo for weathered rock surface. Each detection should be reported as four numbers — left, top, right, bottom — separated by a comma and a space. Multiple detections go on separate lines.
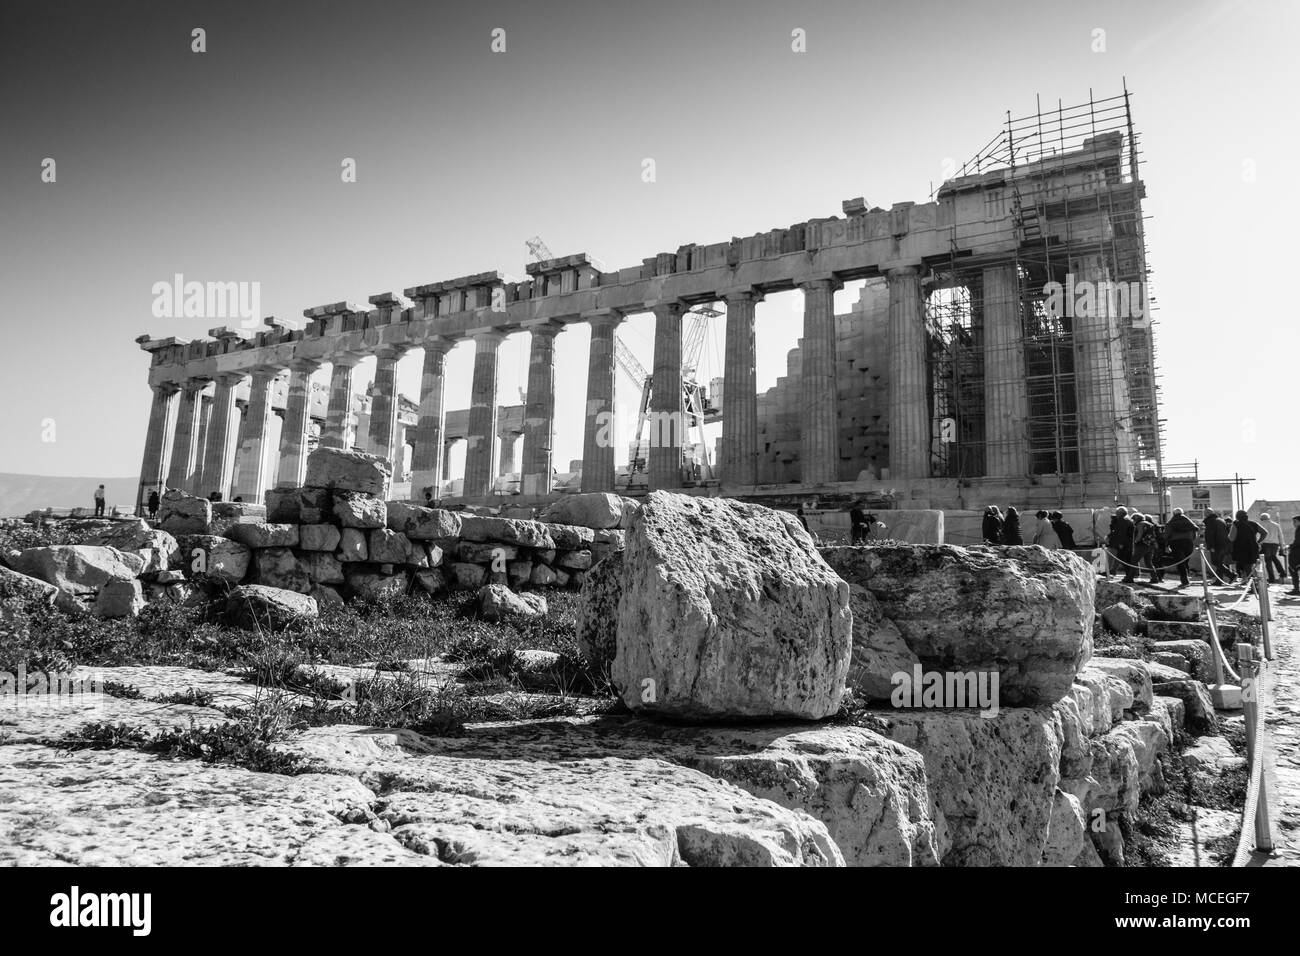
82, 520, 179, 571
229, 523, 299, 549
299, 523, 341, 552
477, 584, 547, 622
157, 490, 212, 534
1152, 679, 1218, 734
174, 535, 250, 584
459, 516, 554, 549
1041, 789, 1089, 866
1086, 657, 1154, 713
576, 552, 622, 672
1101, 602, 1141, 636
369, 529, 412, 564
548, 524, 596, 550
387, 503, 461, 540
333, 491, 387, 529
540, 493, 640, 530
615, 492, 851, 720
252, 548, 312, 594
867, 706, 1062, 867
93, 578, 145, 618
304, 447, 391, 496
1147, 593, 1204, 622
14, 545, 142, 596
338, 527, 367, 562
1152, 639, 1213, 682
845, 583, 919, 701
0, 565, 59, 622
225, 584, 318, 630
344, 569, 407, 603
821, 544, 1094, 706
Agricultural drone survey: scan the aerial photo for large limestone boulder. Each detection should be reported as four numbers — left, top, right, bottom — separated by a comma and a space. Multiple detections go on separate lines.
304, 447, 391, 496
82, 519, 179, 572
614, 492, 851, 720
477, 584, 547, 622
252, 548, 312, 594
225, 584, 318, 630
540, 493, 640, 530
0, 565, 60, 623
344, 568, 407, 603
93, 579, 146, 618
459, 515, 554, 549
333, 492, 387, 529
1086, 657, 1154, 713
387, 503, 461, 540
208, 501, 268, 538
821, 544, 1094, 706
868, 706, 1062, 866
1152, 679, 1218, 734
14, 545, 141, 596
173, 535, 251, 584
1147, 593, 1204, 623
228, 523, 299, 549
1041, 789, 1089, 866
157, 489, 212, 534
299, 524, 341, 552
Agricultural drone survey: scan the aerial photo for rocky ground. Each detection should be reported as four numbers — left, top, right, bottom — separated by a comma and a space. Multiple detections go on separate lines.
0, 489, 1282, 868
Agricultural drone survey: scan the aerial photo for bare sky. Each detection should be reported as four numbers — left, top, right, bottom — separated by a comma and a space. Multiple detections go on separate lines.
1, 0, 1295, 500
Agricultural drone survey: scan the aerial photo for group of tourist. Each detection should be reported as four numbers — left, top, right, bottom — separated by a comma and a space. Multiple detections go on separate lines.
981, 506, 1077, 550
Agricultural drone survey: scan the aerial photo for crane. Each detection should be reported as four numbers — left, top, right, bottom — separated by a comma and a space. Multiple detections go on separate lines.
525, 236, 555, 262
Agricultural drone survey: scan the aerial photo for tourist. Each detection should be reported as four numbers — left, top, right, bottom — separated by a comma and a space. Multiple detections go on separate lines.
1260, 512, 1286, 583
93, 484, 106, 517
1049, 511, 1076, 550
981, 506, 1003, 544
1203, 510, 1231, 582
1288, 516, 1300, 595
147, 490, 160, 519
424, 489, 434, 507
1032, 510, 1061, 549
796, 503, 810, 533
1133, 513, 1163, 584
1165, 507, 1198, 588
1107, 506, 1136, 583
1229, 510, 1268, 581
850, 499, 870, 544
1001, 506, 1023, 545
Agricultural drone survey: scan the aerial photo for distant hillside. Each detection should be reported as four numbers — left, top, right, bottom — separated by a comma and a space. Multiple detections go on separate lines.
0, 473, 138, 517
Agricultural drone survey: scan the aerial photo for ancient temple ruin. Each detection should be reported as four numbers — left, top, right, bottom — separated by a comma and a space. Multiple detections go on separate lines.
134, 92, 1160, 515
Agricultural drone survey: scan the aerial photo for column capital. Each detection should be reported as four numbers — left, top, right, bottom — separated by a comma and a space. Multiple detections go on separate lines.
212, 371, 246, 388
327, 351, 366, 368
582, 308, 625, 328
720, 286, 764, 305
522, 319, 565, 339
647, 299, 688, 318
468, 328, 507, 347
796, 275, 843, 294
181, 376, 212, 393
153, 381, 182, 395
881, 261, 924, 278
374, 343, 411, 361
288, 357, 322, 374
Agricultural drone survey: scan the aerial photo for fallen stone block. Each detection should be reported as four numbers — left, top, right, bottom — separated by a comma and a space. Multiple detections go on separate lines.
547, 524, 595, 550
299, 523, 341, 552
301, 552, 344, 586
92, 579, 145, 619
228, 523, 299, 549
459, 515, 554, 549
173, 535, 250, 584
343, 567, 407, 603
1147, 593, 1204, 623
821, 544, 1094, 707
456, 541, 516, 564
252, 547, 311, 594
333, 491, 387, 529
1041, 789, 1088, 867
157, 489, 211, 535
846, 583, 919, 702
1085, 657, 1153, 713
478, 583, 547, 622
555, 550, 592, 571
1152, 679, 1218, 734
338, 527, 368, 563
447, 562, 488, 590
1101, 602, 1142, 636
14, 545, 143, 596
1152, 639, 1212, 682
539, 493, 640, 530
0, 565, 60, 623
414, 568, 447, 595
304, 447, 391, 496
615, 492, 850, 720
225, 584, 319, 630
368, 529, 412, 564
387, 503, 461, 540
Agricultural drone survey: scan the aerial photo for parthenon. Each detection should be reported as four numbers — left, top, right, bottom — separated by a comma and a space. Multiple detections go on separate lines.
135, 94, 1160, 515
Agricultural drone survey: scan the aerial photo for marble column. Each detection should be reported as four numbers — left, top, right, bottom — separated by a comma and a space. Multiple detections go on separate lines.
367, 346, 407, 468
886, 266, 930, 479
321, 354, 362, 450
201, 373, 243, 501
499, 433, 519, 476
722, 290, 760, 486
521, 322, 563, 496
410, 341, 450, 502
276, 359, 319, 488
166, 380, 206, 493
982, 265, 1030, 477
192, 391, 213, 495
648, 302, 685, 490
799, 278, 841, 485
463, 331, 504, 497
442, 439, 456, 481
1070, 254, 1132, 476
136, 382, 180, 514
232, 367, 279, 502
581, 312, 622, 493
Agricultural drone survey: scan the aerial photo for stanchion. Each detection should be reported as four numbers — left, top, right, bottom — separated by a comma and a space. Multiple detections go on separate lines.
1256, 557, 1274, 660
1236, 644, 1274, 856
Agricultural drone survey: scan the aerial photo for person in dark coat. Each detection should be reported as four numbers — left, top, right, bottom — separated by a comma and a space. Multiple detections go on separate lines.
1288, 516, 1300, 595
1229, 510, 1268, 581
1107, 506, 1136, 582
147, 490, 160, 519
1049, 511, 1076, 550
982, 506, 1004, 544
796, 503, 810, 533
1203, 510, 1231, 582
1131, 512, 1161, 584
1001, 507, 1023, 545
1164, 507, 1199, 588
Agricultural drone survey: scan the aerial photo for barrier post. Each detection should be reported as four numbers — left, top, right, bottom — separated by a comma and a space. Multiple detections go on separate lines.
1256, 557, 1274, 660
1237, 643, 1275, 854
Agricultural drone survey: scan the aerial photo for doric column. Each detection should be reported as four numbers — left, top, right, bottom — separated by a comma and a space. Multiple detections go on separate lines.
722, 289, 761, 486
192, 390, 213, 494
648, 301, 685, 490
321, 354, 362, 450
166, 379, 207, 493
886, 266, 930, 479
442, 439, 456, 481
136, 382, 180, 514
581, 311, 623, 493
200, 372, 243, 501
799, 277, 842, 486
521, 321, 564, 496
276, 358, 319, 488
982, 265, 1030, 477
499, 432, 519, 476
367, 346, 407, 468
233, 366, 279, 502
1070, 254, 1132, 476
463, 331, 505, 497
410, 340, 451, 502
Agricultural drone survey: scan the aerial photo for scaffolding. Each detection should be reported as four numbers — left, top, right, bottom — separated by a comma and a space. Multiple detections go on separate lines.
923, 85, 1162, 495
